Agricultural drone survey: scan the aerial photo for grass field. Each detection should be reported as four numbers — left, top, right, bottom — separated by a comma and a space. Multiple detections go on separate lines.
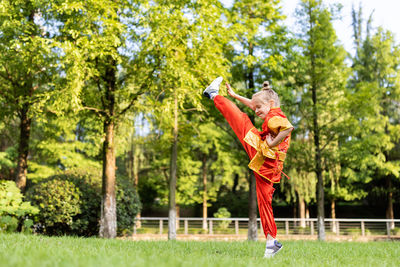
1, 233, 399, 267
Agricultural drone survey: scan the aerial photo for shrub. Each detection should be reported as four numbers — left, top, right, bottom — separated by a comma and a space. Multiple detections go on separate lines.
116, 178, 142, 235
344, 227, 361, 236
0, 180, 38, 233
26, 178, 82, 235
57, 170, 102, 236
213, 207, 231, 229
391, 227, 400, 236
26, 170, 141, 236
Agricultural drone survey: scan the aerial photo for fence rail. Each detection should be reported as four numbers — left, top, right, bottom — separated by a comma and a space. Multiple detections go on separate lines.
133, 217, 400, 238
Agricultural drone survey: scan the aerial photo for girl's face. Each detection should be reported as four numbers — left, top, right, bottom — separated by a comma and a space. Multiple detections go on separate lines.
252, 97, 272, 120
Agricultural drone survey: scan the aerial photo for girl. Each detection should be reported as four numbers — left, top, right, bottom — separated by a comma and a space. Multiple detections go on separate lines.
204, 77, 293, 258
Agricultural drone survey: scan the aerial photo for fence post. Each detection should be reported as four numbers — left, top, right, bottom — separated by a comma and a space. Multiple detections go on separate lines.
235, 220, 239, 235
361, 221, 365, 236
285, 220, 289, 235
387, 222, 391, 238
134, 221, 137, 235
310, 220, 314, 235
184, 220, 188, 235
209, 220, 213, 235
336, 221, 340, 236
159, 219, 163, 235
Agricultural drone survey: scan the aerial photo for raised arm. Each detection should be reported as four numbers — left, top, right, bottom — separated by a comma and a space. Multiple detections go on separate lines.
226, 83, 254, 110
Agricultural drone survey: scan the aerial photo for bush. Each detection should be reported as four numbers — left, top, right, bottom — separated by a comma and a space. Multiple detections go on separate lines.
116, 178, 142, 235
26, 178, 83, 235
344, 227, 361, 236
391, 227, 400, 236
26, 170, 141, 236
213, 207, 231, 229
210, 188, 248, 218
58, 170, 102, 236
0, 180, 38, 233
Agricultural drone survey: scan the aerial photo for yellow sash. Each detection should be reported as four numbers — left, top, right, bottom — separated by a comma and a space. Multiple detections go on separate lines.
243, 129, 286, 172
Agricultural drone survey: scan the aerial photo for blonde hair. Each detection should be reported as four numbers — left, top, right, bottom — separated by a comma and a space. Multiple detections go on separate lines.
252, 81, 280, 106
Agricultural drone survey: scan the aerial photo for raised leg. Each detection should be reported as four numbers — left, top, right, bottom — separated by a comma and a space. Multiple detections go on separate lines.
213, 95, 257, 158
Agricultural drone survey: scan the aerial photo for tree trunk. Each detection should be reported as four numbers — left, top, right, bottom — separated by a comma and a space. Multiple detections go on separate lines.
202, 154, 208, 230
386, 176, 395, 229
299, 194, 306, 228
132, 140, 140, 187
15, 103, 31, 192
293, 204, 297, 227
99, 119, 117, 238
307, 1, 325, 241
315, 118, 325, 240
247, 42, 255, 91
168, 93, 178, 240
133, 142, 141, 228
306, 205, 310, 227
330, 199, 337, 233
246, 41, 258, 241
311, 55, 325, 240
15, 6, 37, 192
232, 173, 239, 193
127, 148, 133, 181
248, 171, 258, 241
99, 60, 117, 239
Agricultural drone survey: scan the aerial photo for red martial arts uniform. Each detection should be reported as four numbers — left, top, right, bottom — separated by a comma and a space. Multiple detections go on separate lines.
214, 95, 293, 239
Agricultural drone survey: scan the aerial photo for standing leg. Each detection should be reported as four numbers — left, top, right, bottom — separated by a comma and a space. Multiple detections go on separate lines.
213, 95, 257, 158
254, 172, 277, 239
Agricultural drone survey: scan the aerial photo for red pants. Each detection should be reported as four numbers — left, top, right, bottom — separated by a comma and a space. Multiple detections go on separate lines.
214, 95, 277, 238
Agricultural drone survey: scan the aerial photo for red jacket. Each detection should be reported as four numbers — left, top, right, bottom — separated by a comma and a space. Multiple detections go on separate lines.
244, 108, 293, 183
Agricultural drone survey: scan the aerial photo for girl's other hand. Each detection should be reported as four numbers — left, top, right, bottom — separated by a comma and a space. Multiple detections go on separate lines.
266, 134, 275, 147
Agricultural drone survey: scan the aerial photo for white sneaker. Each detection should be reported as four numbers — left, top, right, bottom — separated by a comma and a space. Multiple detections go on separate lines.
263, 240, 283, 258
203, 77, 223, 99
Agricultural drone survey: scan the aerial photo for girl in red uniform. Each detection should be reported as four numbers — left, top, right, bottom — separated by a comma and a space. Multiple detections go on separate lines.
203, 77, 293, 258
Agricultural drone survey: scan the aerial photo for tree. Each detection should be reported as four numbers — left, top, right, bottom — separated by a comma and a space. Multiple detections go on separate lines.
294, 0, 348, 240
227, 0, 286, 241
52, 0, 152, 238
0, 0, 58, 191
142, 0, 230, 240
190, 121, 243, 230
348, 6, 400, 229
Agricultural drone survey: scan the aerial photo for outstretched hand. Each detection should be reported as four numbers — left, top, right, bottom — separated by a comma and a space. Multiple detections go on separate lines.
226, 83, 236, 98
225, 82, 254, 111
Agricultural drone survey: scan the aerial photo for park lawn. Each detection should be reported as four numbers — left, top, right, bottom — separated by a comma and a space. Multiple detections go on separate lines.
0, 233, 399, 267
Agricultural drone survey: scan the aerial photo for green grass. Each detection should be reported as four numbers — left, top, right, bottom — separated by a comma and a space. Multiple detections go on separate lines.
0, 233, 399, 267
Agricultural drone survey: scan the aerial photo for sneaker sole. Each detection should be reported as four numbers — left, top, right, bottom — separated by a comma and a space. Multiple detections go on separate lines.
263, 244, 283, 258
203, 77, 223, 96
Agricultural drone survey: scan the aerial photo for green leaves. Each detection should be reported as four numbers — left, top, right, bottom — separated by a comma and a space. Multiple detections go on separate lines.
0, 180, 38, 218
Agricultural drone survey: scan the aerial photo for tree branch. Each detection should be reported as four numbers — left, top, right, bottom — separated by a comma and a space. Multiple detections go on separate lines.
162, 167, 169, 185
95, 58, 107, 110
182, 108, 200, 112
320, 133, 337, 152
79, 106, 107, 117
117, 92, 141, 117
320, 117, 339, 130
116, 64, 158, 118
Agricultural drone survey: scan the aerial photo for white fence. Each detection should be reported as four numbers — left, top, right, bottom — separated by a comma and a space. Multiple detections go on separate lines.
133, 217, 400, 237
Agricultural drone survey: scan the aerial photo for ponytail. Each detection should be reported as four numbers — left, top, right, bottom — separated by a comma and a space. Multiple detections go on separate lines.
262, 81, 271, 91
